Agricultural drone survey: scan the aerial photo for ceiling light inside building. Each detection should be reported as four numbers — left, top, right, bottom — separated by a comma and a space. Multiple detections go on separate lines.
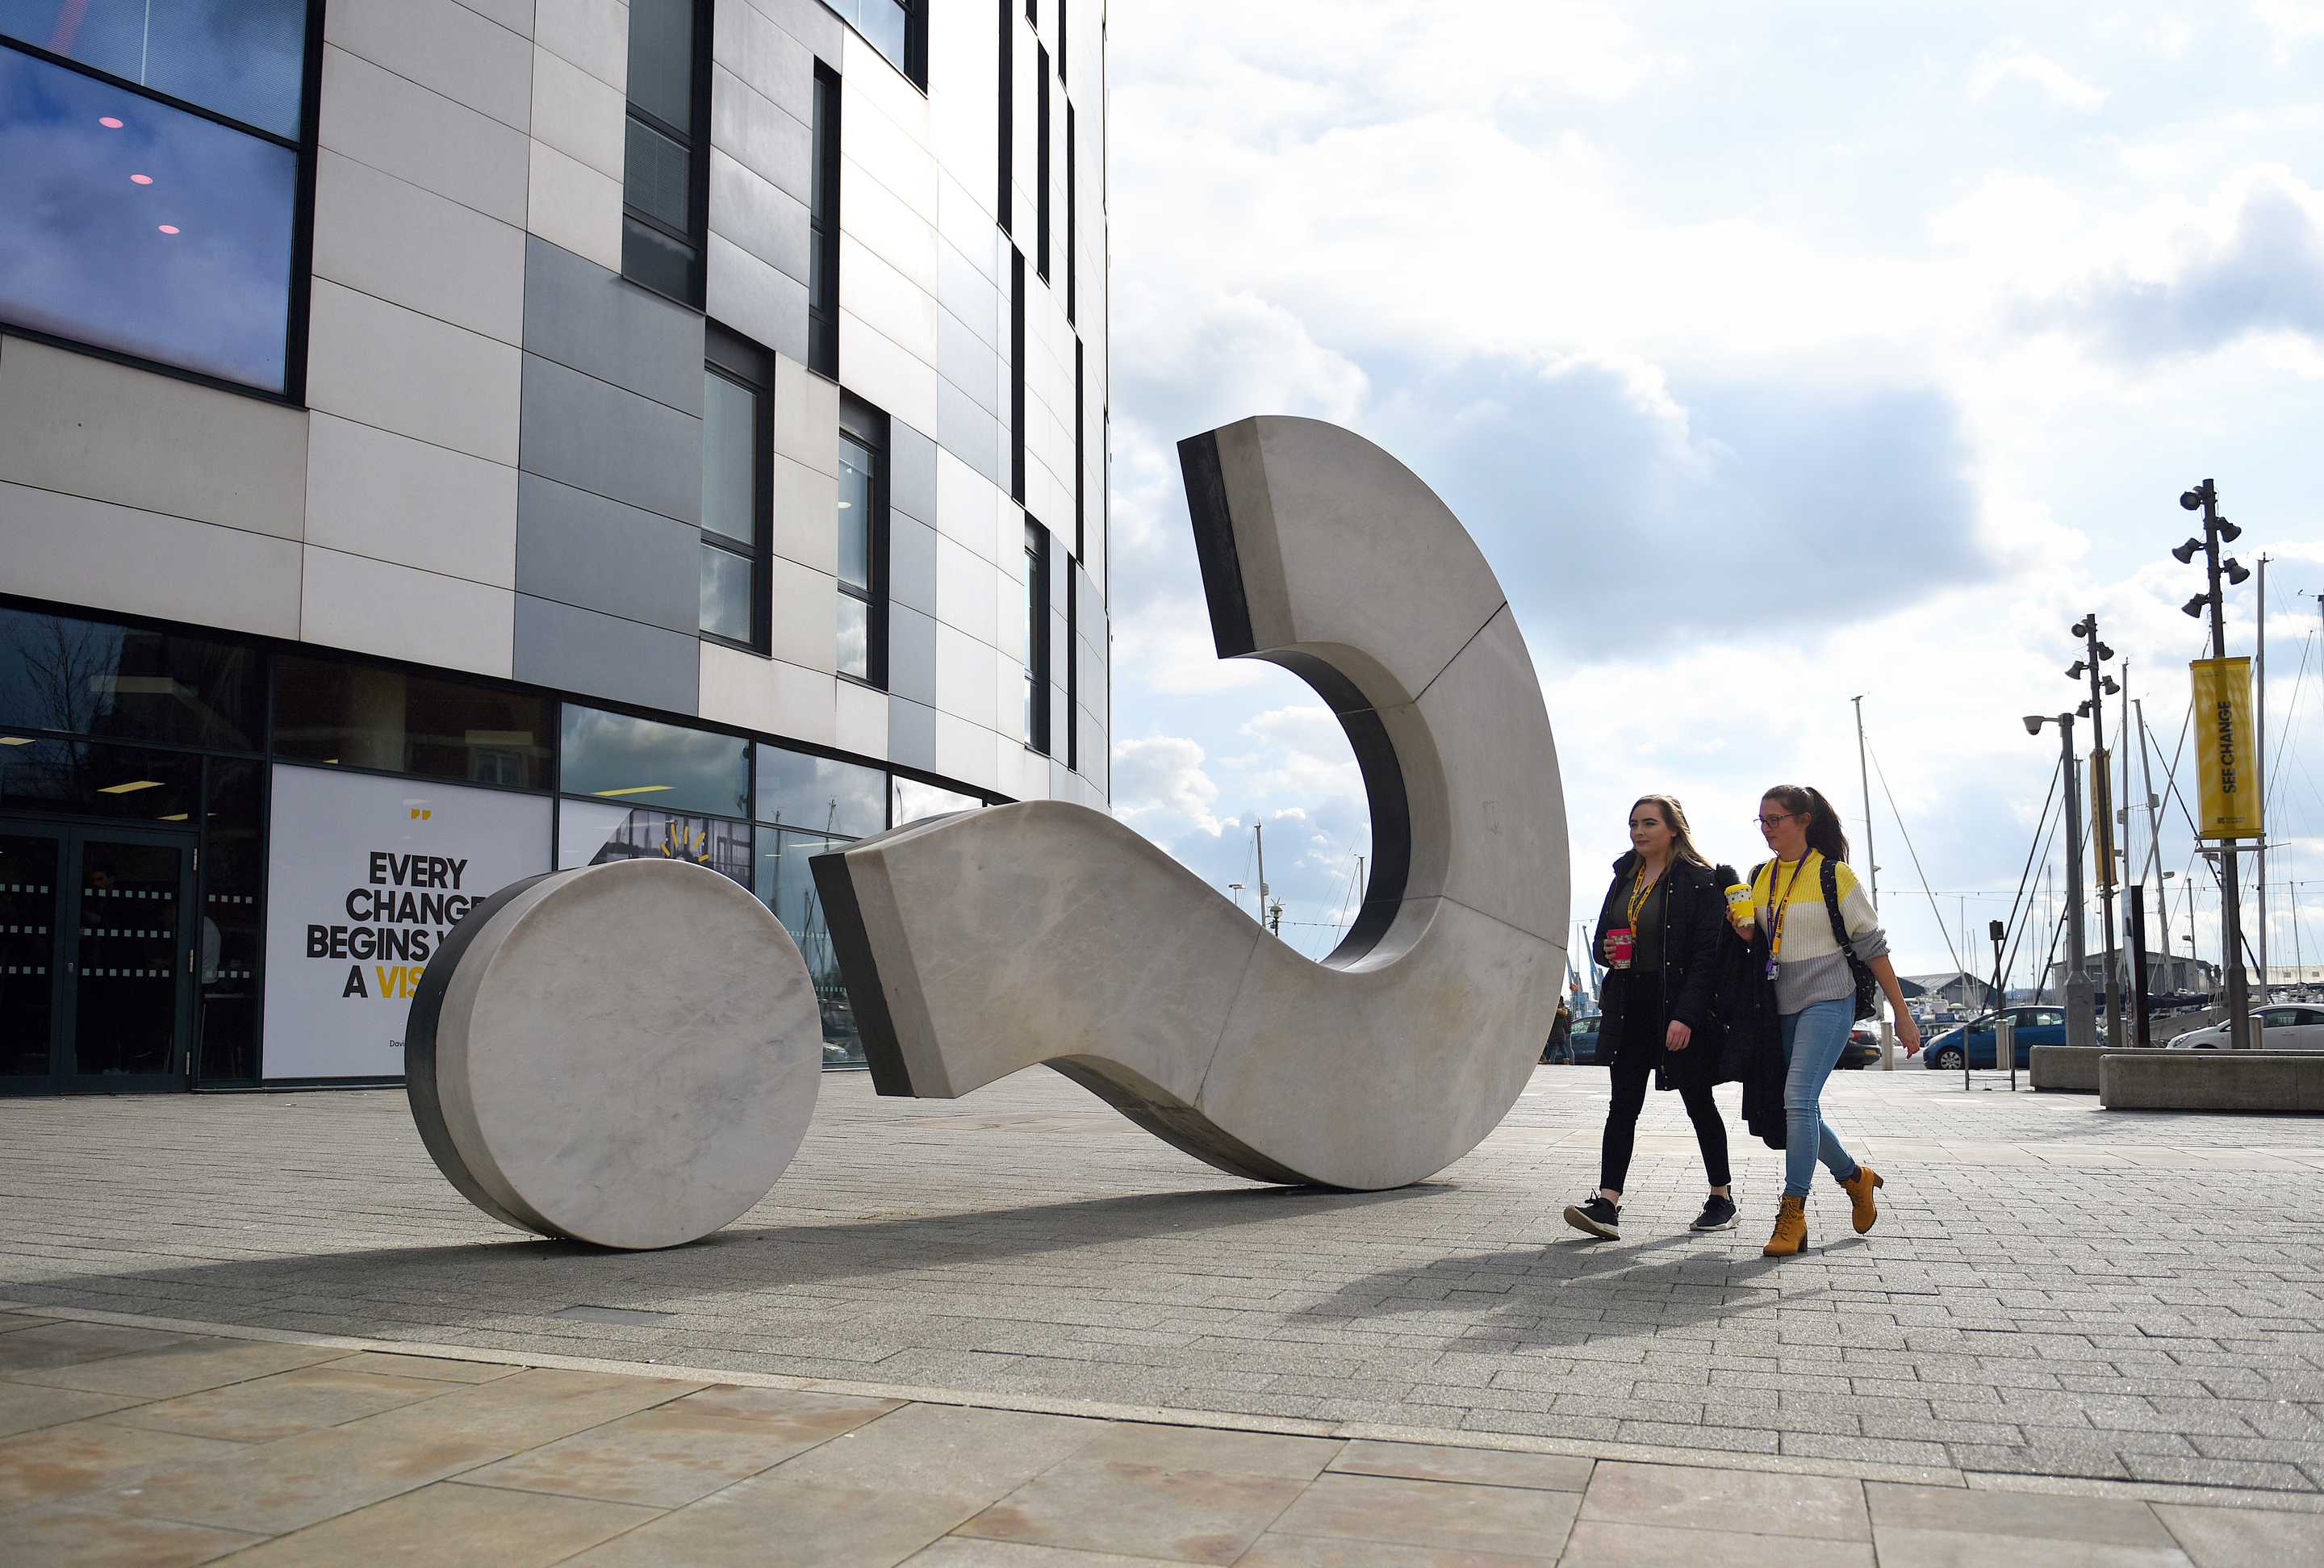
593, 784, 673, 797
98, 780, 164, 794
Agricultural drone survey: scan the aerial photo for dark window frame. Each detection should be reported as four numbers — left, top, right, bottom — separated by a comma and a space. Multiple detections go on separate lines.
1073, 340, 1085, 562
621, 0, 713, 309
0, 6, 324, 407
996, 0, 1013, 235
1022, 521, 1050, 755
1065, 557, 1078, 772
700, 325, 775, 656
837, 395, 892, 692
809, 64, 842, 378
817, 1, 926, 90
1059, 0, 1068, 84
1009, 246, 1026, 503
1035, 44, 1051, 282
1065, 102, 1077, 324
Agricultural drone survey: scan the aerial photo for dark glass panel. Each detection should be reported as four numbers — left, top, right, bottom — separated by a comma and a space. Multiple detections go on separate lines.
68, 834, 181, 1075
755, 743, 883, 837
0, 44, 297, 391
857, 0, 907, 69
701, 369, 758, 547
753, 827, 862, 1067
0, 0, 310, 138
273, 657, 553, 789
838, 432, 874, 590
0, 831, 59, 1077
834, 593, 870, 682
558, 799, 749, 886
621, 215, 694, 300
0, 738, 199, 821
623, 115, 691, 232
195, 756, 261, 1081
625, 0, 695, 132
0, 605, 261, 751
700, 541, 753, 643
558, 705, 749, 820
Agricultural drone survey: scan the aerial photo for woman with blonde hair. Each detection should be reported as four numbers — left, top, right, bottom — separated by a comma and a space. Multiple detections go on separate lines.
1562, 795, 1741, 1240
1741, 784, 1921, 1256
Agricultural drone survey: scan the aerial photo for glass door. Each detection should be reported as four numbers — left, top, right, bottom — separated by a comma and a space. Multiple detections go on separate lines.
62, 830, 194, 1088
0, 828, 64, 1085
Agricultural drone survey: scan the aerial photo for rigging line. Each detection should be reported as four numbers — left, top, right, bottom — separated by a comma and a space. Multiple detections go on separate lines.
1996, 754, 2066, 997
1864, 737, 1965, 976
2265, 629, 2314, 805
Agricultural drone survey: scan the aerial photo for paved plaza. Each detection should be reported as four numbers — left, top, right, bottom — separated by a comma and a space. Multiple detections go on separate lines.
3, 1065, 2324, 1561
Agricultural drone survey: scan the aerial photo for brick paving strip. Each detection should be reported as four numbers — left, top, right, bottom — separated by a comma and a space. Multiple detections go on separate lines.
2, 1067, 2322, 1561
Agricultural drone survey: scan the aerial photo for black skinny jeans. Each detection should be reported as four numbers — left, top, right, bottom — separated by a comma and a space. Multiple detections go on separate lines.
1599, 974, 1732, 1194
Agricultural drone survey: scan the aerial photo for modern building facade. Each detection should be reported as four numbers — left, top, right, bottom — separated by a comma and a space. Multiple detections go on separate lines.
0, 0, 1110, 1092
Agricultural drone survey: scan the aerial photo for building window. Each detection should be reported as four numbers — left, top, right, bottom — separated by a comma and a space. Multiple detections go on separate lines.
0, 4, 314, 396
1022, 521, 1049, 753
559, 799, 750, 889
558, 705, 750, 818
838, 398, 888, 687
1066, 103, 1077, 324
1074, 340, 1085, 562
0, 605, 262, 753
1009, 247, 1026, 503
809, 65, 840, 378
755, 744, 885, 838
1035, 45, 1051, 281
996, 0, 1012, 235
622, 0, 708, 307
754, 740, 888, 1071
701, 328, 771, 650
1066, 558, 1078, 772
893, 776, 984, 824
820, 2, 922, 86
274, 658, 552, 790
1059, 0, 1068, 83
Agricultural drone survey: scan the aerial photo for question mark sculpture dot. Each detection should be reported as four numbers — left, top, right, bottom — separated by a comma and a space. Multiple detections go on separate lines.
408, 416, 1569, 1246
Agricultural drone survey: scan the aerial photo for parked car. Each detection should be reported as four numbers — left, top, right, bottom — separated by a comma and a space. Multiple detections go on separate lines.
1921, 1006, 2071, 1070
2165, 1004, 2324, 1052
1567, 1014, 1603, 1065
1839, 1022, 1882, 1069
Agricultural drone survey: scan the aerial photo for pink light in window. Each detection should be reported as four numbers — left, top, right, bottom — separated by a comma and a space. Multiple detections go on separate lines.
98, 116, 123, 129
157, 224, 179, 235
130, 173, 153, 185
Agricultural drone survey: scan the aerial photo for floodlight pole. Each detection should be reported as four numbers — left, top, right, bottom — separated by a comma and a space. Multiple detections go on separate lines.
2192, 481, 2252, 1050
2079, 617, 2124, 1051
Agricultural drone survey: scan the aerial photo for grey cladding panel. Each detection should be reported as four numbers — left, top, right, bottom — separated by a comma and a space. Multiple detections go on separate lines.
890, 419, 936, 525
887, 603, 937, 707
938, 307, 999, 417
938, 376, 1002, 490
754, 0, 841, 87
939, 240, 1000, 349
522, 237, 704, 417
710, 64, 812, 210
889, 515, 936, 615
516, 473, 700, 634
520, 353, 704, 525
709, 148, 811, 285
707, 239, 810, 367
888, 696, 937, 772
515, 594, 700, 714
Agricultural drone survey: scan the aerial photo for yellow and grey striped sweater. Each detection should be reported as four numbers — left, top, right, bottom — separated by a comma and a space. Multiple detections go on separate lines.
1752, 851, 1889, 1014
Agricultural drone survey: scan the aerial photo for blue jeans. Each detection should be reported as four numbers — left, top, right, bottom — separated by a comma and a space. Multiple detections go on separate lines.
1779, 997, 1862, 1198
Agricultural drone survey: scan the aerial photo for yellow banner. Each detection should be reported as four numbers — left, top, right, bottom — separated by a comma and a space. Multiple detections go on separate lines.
2190, 657, 2262, 838
2090, 748, 2116, 889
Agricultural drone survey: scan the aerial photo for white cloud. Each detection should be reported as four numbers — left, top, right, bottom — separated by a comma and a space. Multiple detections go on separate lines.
1110, 736, 1226, 840
1967, 40, 2109, 111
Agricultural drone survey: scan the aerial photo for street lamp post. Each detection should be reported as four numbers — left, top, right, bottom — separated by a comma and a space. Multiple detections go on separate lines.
2024, 712, 2096, 1049
2172, 479, 2253, 1050
2066, 617, 2123, 1047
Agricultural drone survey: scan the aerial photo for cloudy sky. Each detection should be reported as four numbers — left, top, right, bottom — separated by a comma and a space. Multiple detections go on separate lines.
1098, 1, 2324, 991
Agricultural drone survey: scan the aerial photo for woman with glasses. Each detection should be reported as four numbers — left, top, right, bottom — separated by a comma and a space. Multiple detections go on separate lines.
1563, 796, 1740, 1241
1740, 785, 1921, 1256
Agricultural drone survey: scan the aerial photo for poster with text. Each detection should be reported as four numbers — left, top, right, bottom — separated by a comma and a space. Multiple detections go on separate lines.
263, 764, 550, 1080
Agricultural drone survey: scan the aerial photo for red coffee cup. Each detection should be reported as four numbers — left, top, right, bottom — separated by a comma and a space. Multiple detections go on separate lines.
1607, 927, 1634, 968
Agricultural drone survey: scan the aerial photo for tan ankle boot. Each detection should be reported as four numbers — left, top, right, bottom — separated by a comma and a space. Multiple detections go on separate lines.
1762, 1194, 1807, 1256
1838, 1165, 1884, 1234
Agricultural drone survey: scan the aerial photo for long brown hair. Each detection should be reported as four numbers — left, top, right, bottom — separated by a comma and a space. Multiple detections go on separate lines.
1631, 794, 1711, 869
1761, 784, 1849, 863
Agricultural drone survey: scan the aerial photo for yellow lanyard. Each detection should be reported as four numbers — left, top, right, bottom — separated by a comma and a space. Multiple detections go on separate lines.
1763, 853, 1812, 960
1626, 865, 1661, 930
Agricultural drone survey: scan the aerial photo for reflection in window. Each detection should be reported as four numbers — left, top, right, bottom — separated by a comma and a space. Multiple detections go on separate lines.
197, 756, 262, 1082
701, 333, 768, 648
892, 775, 984, 825
275, 657, 551, 789
0, 0, 311, 137
0, 44, 299, 391
558, 705, 750, 819
622, 0, 706, 304
1022, 521, 1049, 752
0, 737, 200, 822
837, 410, 883, 685
819, 0, 915, 82
754, 828, 863, 1067
557, 799, 750, 887
0, 605, 261, 751
755, 744, 884, 838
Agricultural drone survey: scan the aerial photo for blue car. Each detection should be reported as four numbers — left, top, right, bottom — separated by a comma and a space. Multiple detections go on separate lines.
1922, 1006, 2069, 1069
1569, 1014, 1603, 1065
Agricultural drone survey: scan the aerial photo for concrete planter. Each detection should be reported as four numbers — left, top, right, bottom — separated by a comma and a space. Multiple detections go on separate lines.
2028, 1045, 2107, 1093
2099, 1051, 2324, 1112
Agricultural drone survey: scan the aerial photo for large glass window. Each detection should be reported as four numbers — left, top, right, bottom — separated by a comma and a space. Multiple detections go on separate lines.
558, 798, 750, 887
0, 605, 261, 751
1035, 44, 1050, 281
892, 775, 984, 825
274, 657, 551, 789
821, 0, 919, 85
809, 65, 839, 378
1022, 521, 1049, 752
196, 755, 262, 1082
756, 743, 884, 838
1009, 247, 1026, 502
754, 827, 862, 1065
0, 737, 200, 822
558, 705, 750, 819
0, 42, 300, 392
0, 0, 311, 136
838, 400, 885, 687
701, 328, 770, 650
622, 0, 707, 306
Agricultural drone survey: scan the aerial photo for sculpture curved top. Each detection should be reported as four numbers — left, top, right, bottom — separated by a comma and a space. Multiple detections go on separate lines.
814, 416, 1569, 1190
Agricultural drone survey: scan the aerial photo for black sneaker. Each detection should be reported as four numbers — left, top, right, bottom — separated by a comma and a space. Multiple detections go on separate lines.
1562, 1195, 1621, 1240
1692, 1194, 1739, 1232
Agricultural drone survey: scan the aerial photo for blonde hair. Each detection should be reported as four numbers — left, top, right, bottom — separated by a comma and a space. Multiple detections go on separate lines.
1630, 795, 1711, 868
